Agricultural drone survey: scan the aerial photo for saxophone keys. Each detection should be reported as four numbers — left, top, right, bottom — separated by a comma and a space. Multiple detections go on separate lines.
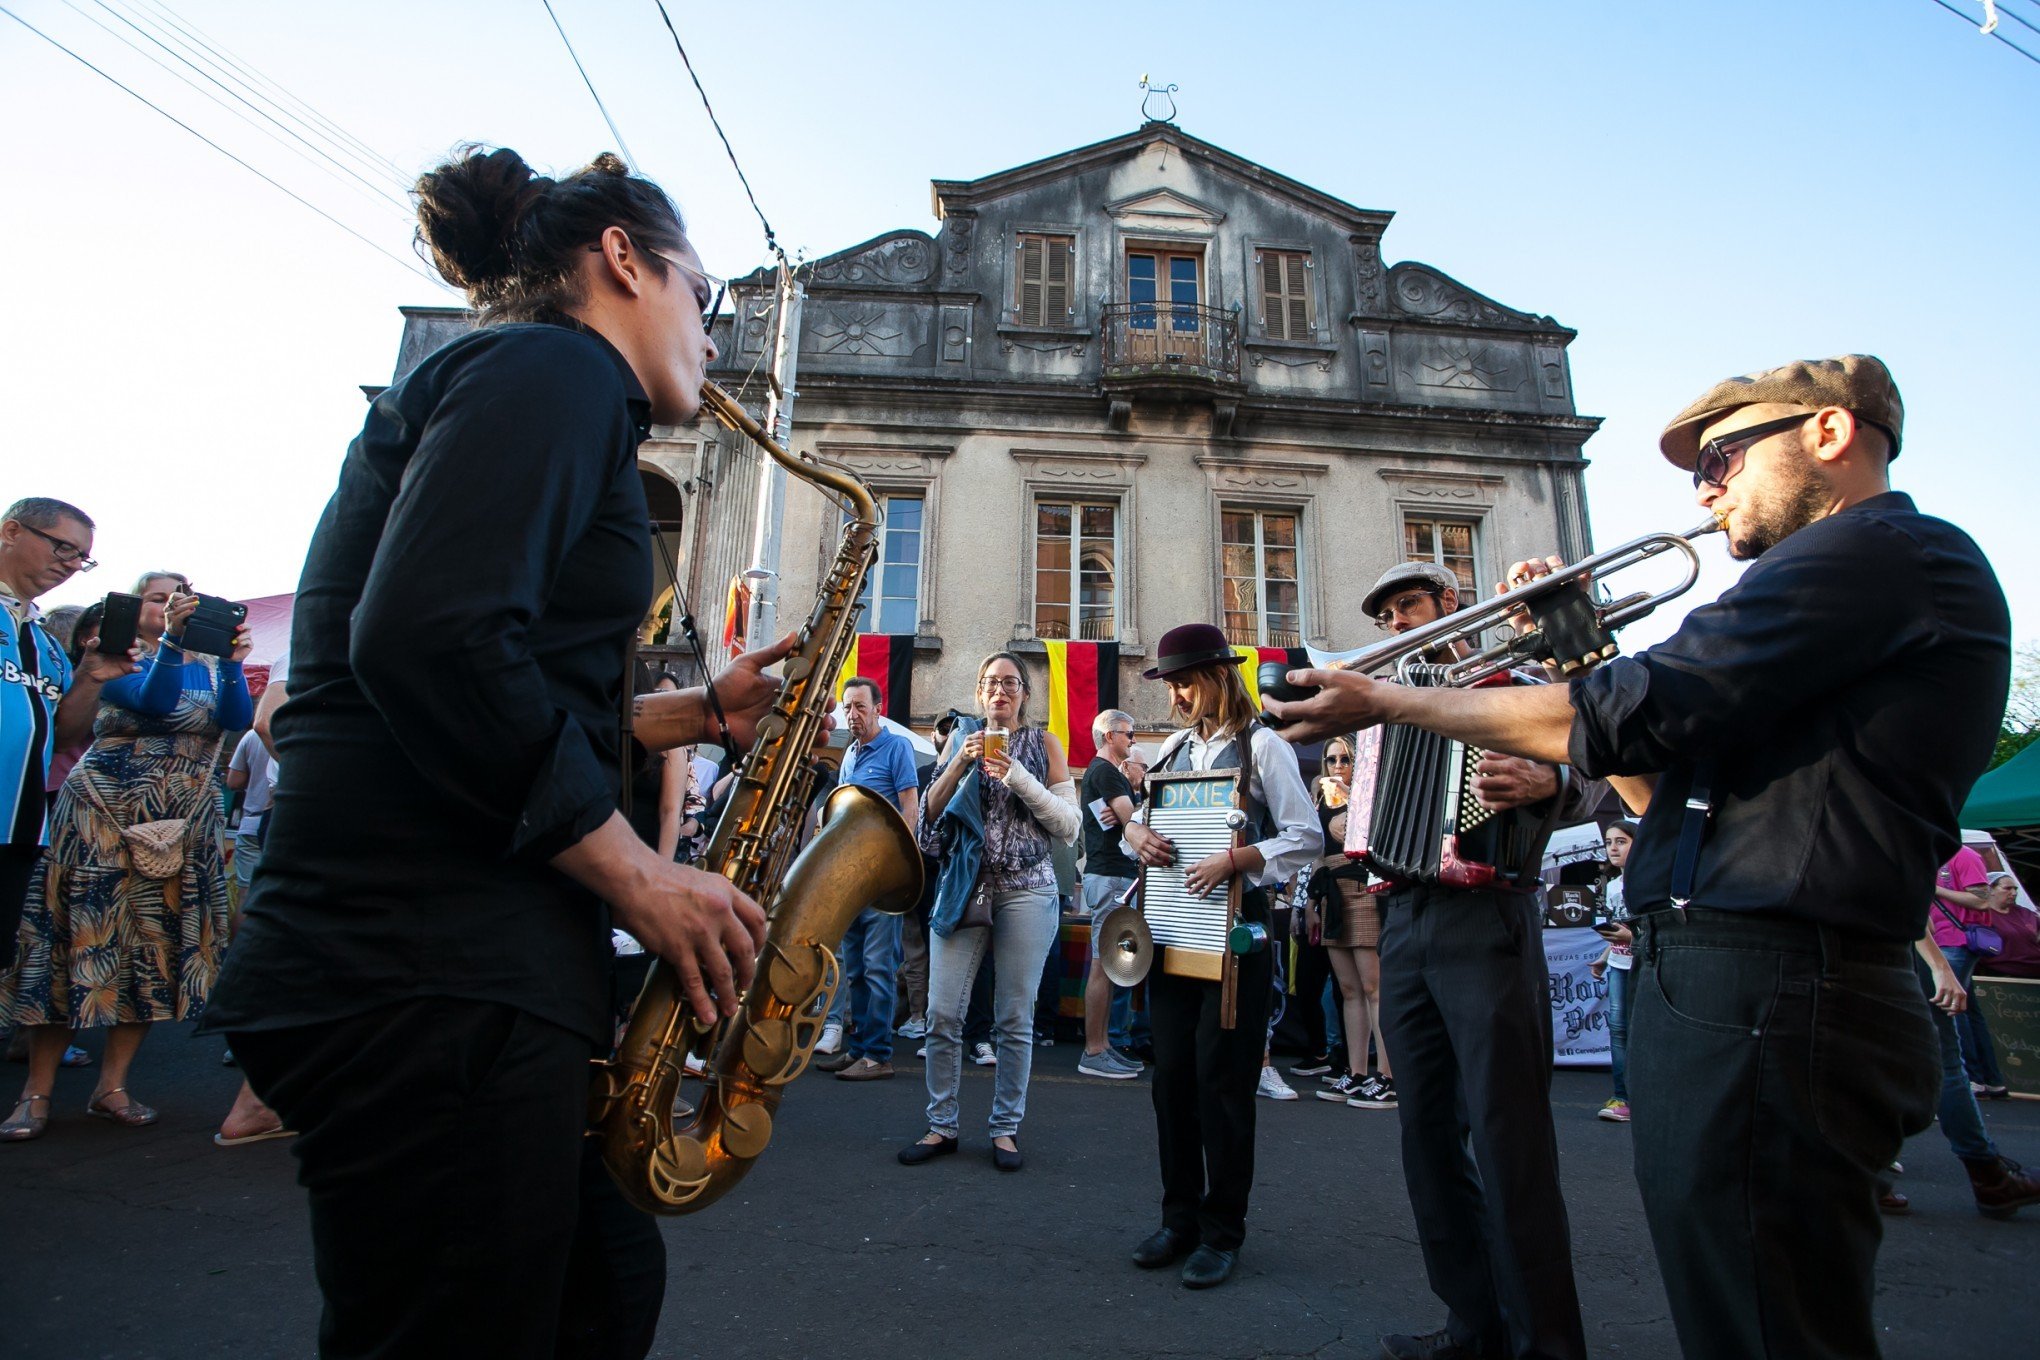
765, 942, 828, 1005
721, 1101, 774, 1160
742, 1016, 798, 1081
780, 655, 812, 682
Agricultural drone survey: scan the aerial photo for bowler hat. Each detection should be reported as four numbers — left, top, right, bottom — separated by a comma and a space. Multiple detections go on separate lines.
1659, 353, 1903, 470
1142, 623, 1248, 681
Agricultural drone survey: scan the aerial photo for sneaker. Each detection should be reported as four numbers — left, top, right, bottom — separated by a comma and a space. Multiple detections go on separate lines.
1078, 1049, 1140, 1080
1035, 1032, 1056, 1048
1380, 1326, 1486, 1359
1290, 1053, 1335, 1078
683, 1053, 707, 1077
1316, 1072, 1362, 1103
972, 1041, 997, 1067
915, 1044, 927, 1059
1979, 1084, 2012, 1101
1318, 1068, 1351, 1086
1596, 1098, 1631, 1123
816, 1021, 844, 1056
1348, 1076, 1399, 1110
897, 1015, 928, 1040
1109, 1046, 1144, 1069
1256, 1067, 1298, 1101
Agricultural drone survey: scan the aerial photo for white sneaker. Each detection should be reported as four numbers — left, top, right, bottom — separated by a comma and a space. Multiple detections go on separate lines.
898, 1015, 928, 1039
972, 1041, 997, 1067
682, 1053, 706, 1077
817, 1021, 844, 1056
1256, 1067, 1298, 1101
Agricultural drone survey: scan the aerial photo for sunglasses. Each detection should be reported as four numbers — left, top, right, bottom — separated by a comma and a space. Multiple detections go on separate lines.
1324, 754, 1354, 765
1692, 414, 1811, 490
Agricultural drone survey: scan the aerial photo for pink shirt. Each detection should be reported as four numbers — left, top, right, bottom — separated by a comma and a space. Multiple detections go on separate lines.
1928, 847, 1992, 950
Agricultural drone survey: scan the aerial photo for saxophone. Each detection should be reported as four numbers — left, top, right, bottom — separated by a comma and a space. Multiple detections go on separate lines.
590, 380, 925, 1215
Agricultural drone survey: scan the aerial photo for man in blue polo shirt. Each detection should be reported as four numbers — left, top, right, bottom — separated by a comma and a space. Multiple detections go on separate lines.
817, 676, 921, 1080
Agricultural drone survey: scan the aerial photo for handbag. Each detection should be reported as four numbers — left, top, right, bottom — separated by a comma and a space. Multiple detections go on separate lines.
1934, 897, 2005, 958
74, 736, 225, 881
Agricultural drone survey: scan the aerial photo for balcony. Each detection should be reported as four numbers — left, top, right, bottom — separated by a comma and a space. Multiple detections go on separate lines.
1100, 301, 1243, 432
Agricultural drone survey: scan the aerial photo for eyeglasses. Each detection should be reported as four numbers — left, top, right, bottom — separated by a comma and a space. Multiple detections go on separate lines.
1324, 754, 1354, 765
979, 677, 1025, 694
19, 524, 96, 571
1692, 414, 1811, 490
585, 242, 726, 334
1373, 589, 1441, 629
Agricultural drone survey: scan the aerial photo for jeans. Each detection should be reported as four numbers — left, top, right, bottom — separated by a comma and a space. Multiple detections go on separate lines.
1605, 962, 1632, 1102
830, 907, 903, 1063
1943, 943, 2008, 1088
923, 886, 1059, 1138
233, 830, 264, 891
1913, 955, 1997, 1160
1632, 910, 1938, 1360
231, 999, 664, 1359
1083, 875, 1138, 1049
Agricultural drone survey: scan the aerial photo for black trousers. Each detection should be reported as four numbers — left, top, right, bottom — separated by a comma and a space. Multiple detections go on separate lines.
0, 842, 41, 972
1378, 885, 1584, 1360
1148, 897, 1274, 1253
1630, 909, 1938, 1360
230, 998, 665, 1360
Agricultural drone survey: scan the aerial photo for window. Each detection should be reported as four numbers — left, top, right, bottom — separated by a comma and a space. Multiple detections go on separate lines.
1402, 516, 1480, 591
1034, 499, 1117, 641
1221, 509, 1302, 647
850, 493, 923, 634
1127, 249, 1203, 331
1257, 250, 1314, 341
1015, 233, 1075, 327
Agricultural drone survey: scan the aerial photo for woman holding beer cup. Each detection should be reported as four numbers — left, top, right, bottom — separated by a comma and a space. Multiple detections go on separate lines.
901, 652, 1079, 1172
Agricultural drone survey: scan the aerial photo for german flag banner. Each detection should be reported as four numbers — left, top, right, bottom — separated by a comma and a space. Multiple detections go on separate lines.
1043, 640, 1121, 767
833, 634, 916, 720
1233, 645, 1309, 709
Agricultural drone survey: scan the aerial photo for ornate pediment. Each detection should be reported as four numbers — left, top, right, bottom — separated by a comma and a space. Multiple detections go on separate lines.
1388, 263, 1558, 333
807, 232, 939, 288
1103, 188, 1226, 231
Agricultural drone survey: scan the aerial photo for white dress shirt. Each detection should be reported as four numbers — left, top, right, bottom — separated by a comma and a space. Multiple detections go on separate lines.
1144, 723, 1323, 891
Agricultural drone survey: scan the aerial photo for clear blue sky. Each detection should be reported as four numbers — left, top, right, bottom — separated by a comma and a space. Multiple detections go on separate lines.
5, 0, 2035, 656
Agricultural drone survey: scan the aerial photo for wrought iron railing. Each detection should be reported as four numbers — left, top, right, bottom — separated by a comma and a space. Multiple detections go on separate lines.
1100, 302, 1241, 383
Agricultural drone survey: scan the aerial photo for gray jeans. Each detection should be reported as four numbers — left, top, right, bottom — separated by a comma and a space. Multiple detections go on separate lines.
923, 886, 1059, 1139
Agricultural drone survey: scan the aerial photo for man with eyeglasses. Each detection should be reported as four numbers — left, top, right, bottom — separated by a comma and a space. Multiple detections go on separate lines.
1270, 354, 2008, 1360
1077, 709, 1145, 1080
0, 498, 135, 970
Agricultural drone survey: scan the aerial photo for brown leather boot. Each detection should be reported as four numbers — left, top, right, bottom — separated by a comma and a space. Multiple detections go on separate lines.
1961, 1156, 2040, 1219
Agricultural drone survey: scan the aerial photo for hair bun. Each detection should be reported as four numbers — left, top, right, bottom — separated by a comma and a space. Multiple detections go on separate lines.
413, 145, 554, 298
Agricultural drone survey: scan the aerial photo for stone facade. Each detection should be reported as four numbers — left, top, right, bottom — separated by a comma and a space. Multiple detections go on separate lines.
382, 123, 1600, 730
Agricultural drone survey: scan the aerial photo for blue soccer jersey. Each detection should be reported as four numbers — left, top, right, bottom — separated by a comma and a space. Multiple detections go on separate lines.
1, 606, 72, 847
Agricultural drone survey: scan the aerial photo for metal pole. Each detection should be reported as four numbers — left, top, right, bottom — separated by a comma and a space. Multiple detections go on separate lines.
744, 262, 803, 646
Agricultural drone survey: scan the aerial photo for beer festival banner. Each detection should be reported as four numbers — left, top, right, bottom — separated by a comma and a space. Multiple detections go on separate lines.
1544, 927, 1613, 1068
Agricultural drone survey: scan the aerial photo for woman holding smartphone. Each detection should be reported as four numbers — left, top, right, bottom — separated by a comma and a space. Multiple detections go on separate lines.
2, 572, 252, 1139
902, 651, 1079, 1171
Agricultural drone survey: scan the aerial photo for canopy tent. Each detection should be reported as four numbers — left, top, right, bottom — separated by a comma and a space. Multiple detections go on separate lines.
1963, 741, 2040, 830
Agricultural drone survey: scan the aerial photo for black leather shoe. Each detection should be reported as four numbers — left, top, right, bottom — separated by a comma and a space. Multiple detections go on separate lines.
1179, 1244, 1236, 1289
1131, 1227, 1197, 1269
991, 1140, 1023, 1172
1380, 1328, 1490, 1359
896, 1133, 958, 1165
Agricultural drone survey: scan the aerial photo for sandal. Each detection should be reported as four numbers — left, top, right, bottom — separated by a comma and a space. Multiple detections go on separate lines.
86, 1087, 159, 1128
2, 1093, 52, 1142
213, 1123, 293, 1147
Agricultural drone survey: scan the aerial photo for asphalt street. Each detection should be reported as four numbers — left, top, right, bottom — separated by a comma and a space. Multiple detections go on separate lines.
4, 1021, 2035, 1359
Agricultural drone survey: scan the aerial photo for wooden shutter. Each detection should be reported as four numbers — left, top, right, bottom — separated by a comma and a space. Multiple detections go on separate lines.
1017, 236, 1045, 326
1258, 251, 1314, 341
1044, 239, 1070, 323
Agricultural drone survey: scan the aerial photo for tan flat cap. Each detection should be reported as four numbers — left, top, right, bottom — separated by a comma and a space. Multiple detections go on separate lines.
1659, 354, 1903, 469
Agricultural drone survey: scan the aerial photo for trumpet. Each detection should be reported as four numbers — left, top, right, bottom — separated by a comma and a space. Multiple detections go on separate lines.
1315, 517, 1724, 690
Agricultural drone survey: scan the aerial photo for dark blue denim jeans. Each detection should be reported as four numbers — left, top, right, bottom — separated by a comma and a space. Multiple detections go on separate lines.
1943, 943, 2009, 1089
1604, 961, 1632, 1103
835, 907, 903, 1063
1632, 910, 1938, 1360
1912, 954, 1997, 1160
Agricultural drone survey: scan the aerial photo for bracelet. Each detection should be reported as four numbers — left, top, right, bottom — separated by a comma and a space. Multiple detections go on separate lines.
1227, 847, 1238, 874
700, 678, 739, 756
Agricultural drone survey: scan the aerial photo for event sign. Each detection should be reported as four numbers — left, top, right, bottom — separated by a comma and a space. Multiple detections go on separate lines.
1545, 926, 1613, 1068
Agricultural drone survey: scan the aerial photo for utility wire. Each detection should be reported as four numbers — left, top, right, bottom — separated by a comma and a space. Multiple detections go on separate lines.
1929, 0, 2040, 64
651, 0, 783, 265
129, 0, 414, 187
59, 0, 412, 221
2001, 0, 2040, 37
541, 0, 639, 169
1, 4, 441, 285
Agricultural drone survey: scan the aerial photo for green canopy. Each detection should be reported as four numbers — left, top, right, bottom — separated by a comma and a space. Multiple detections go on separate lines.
1963, 739, 2040, 830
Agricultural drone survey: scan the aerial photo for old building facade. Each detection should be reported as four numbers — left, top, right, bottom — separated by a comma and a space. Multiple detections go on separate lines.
388, 122, 1600, 730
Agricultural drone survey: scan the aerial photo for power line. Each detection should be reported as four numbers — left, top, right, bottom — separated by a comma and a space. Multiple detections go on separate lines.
1989, 0, 2040, 36
0, 3, 441, 285
651, 0, 783, 264
1929, 0, 2040, 65
541, 0, 639, 169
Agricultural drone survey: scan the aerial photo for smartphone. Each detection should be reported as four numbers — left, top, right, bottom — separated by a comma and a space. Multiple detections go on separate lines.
96, 592, 143, 655
1591, 920, 1628, 938
178, 593, 248, 657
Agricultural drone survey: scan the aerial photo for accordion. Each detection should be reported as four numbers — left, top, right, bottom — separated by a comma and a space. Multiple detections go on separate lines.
1343, 667, 1536, 889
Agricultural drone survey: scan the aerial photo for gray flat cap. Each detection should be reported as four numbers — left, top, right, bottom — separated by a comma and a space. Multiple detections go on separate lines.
1361, 561, 1462, 618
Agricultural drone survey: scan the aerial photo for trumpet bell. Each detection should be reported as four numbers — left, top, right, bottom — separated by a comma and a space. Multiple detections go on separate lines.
1098, 905, 1155, 987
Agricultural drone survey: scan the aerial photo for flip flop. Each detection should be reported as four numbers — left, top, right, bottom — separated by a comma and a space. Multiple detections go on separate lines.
213, 1124, 294, 1147
61, 1045, 94, 1068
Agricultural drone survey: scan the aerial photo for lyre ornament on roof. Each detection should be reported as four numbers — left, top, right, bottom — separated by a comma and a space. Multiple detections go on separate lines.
1139, 75, 1179, 125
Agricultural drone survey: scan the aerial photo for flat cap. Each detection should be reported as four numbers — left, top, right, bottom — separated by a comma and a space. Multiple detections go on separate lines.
1658, 353, 1903, 470
1361, 561, 1462, 619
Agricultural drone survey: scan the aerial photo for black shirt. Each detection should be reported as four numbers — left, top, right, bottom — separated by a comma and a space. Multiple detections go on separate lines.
1568, 491, 2009, 943
1080, 759, 1140, 880
204, 321, 655, 1046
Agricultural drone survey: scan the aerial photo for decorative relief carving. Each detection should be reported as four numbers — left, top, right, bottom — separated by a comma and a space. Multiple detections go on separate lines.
1351, 240, 1386, 316
807, 305, 911, 357
808, 232, 937, 287
1414, 340, 1523, 393
1389, 264, 1543, 330
942, 214, 975, 281
737, 293, 775, 355
1358, 328, 1393, 394
1535, 344, 1568, 400
1250, 348, 1333, 373
1000, 336, 1087, 358
940, 305, 970, 364
1376, 467, 1502, 509
1400, 483, 1483, 501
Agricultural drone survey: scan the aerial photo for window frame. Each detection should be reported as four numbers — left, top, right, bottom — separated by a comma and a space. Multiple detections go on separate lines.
1014, 231, 1078, 329
1217, 504, 1306, 649
1253, 246, 1317, 343
1000, 224, 1087, 334
1398, 512, 1486, 597
847, 490, 927, 637
1030, 495, 1123, 643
